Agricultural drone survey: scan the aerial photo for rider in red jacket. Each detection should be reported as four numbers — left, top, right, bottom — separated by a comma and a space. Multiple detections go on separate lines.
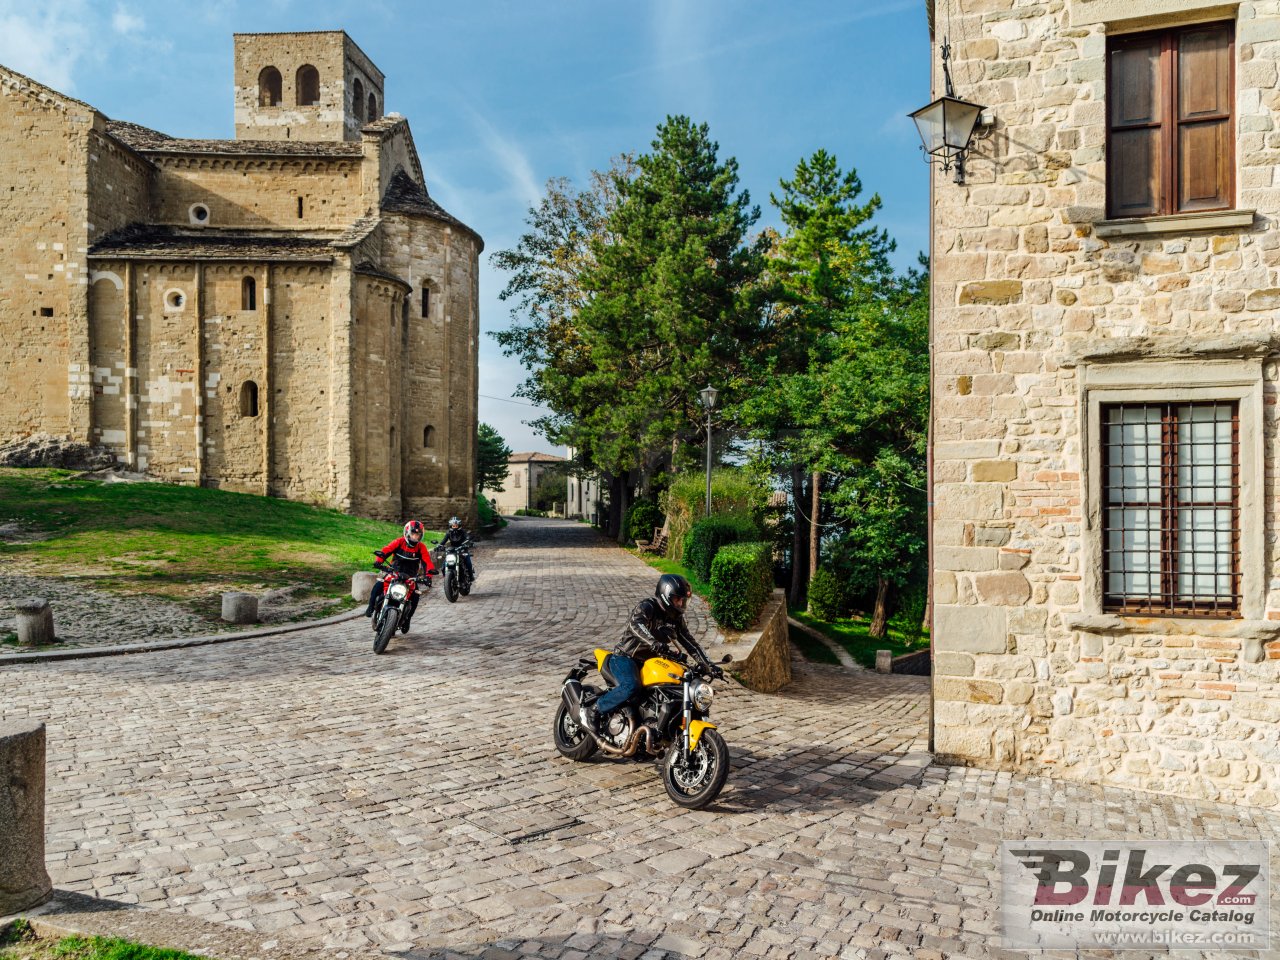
364, 520, 436, 631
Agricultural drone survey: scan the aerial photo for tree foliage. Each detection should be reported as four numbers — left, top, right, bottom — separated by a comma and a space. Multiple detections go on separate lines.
475, 423, 513, 494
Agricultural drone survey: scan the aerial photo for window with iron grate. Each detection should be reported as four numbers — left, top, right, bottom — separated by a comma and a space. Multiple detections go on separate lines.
1102, 401, 1240, 617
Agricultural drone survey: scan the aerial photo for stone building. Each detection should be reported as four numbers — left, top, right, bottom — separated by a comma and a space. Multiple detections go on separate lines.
0, 30, 482, 524
928, 0, 1280, 808
490, 452, 565, 515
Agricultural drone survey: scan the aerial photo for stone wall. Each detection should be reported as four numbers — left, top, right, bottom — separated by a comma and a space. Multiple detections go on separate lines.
0, 71, 87, 439
714, 589, 792, 694
380, 213, 480, 528
930, 0, 1280, 809
151, 156, 365, 230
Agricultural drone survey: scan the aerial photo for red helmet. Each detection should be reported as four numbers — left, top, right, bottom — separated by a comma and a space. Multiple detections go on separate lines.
403, 520, 424, 545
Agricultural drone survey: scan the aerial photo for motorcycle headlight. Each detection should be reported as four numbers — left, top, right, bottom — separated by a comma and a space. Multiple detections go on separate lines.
446, 553, 457, 564
388, 583, 408, 601
691, 681, 713, 711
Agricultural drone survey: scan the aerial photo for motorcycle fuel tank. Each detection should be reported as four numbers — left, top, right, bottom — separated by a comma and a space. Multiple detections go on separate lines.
641, 657, 686, 687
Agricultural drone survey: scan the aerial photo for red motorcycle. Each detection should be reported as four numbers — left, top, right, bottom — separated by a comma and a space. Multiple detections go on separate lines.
371, 565, 429, 654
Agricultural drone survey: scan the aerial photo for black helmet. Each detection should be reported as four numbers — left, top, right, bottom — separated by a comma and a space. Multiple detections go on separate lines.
655, 574, 692, 613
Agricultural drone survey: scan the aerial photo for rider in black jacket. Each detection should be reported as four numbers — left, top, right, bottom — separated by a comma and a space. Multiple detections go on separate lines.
582, 574, 721, 731
439, 516, 476, 582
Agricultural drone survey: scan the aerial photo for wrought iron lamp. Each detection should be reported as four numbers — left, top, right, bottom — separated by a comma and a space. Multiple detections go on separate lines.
699, 386, 718, 518
909, 38, 987, 185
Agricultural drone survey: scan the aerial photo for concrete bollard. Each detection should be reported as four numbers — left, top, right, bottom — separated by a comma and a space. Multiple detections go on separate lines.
15, 598, 55, 646
220, 592, 259, 625
351, 571, 379, 603
0, 721, 53, 915
875, 650, 893, 674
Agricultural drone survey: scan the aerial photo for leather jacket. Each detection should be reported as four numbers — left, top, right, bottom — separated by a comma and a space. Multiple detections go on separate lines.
614, 596, 711, 666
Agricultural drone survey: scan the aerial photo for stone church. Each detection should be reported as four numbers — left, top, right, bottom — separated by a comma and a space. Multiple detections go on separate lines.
0, 30, 482, 524
928, 0, 1280, 809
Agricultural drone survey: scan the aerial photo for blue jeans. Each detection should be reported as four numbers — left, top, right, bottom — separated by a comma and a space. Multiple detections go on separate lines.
595, 654, 640, 714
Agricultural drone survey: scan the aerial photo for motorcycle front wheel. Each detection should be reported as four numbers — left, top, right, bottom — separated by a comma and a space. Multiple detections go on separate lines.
445, 569, 459, 603
373, 608, 398, 654
552, 701, 598, 762
662, 729, 730, 809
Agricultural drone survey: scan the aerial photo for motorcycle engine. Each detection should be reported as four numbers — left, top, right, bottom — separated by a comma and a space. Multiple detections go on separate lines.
602, 711, 633, 748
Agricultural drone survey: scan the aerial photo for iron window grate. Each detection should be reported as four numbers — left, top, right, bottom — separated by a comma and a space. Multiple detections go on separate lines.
1101, 401, 1240, 618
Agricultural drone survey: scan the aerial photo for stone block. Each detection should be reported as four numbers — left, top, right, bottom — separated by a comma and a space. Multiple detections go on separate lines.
0, 720, 52, 915
351, 571, 379, 603
934, 571, 958, 605
935, 604, 1009, 654
974, 571, 1031, 606
935, 546, 998, 572
15, 598, 54, 646
973, 525, 1012, 548
1247, 288, 1280, 311
934, 483, 1005, 521
1006, 680, 1035, 704
221, 592, 259, 625
959, 280, 1023, 305
934, 724, 993, 760
875, 650, 892, 674
936, 652, 975, 677
972, 460, 1017, 482
935, 440, 1001, 461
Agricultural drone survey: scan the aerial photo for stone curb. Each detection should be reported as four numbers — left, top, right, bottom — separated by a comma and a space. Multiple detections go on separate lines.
4, 889, 388, 960
0, 607, 364, 666
786, 616, 863, 670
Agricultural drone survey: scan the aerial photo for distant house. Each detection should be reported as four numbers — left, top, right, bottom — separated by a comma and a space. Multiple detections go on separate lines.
490, 452, 565, 514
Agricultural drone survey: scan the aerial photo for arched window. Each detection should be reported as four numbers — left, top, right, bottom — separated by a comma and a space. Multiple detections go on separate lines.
258, 67, 282, 107
423, 425, 435, 448
367, 92, 378, 121
421, 284, 430, 318
239, 381, 259, 417
241, 276, 256, 311
353, 78, 365, 120
296, 65, 319, 106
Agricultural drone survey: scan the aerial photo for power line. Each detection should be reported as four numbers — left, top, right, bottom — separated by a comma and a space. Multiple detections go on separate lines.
478, 393, 547, 409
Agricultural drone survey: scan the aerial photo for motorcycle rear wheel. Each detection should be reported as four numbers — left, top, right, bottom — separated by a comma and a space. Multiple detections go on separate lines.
445, 570, 459, 603
552, 701, 598, 762
373, 608, 398, 654
662, 729, 730, 809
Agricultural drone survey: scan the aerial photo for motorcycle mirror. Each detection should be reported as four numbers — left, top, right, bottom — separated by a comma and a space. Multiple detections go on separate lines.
720, 654, 732, 663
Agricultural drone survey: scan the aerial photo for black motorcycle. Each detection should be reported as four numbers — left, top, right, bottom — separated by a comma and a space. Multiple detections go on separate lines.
370, 565, 428, 654
437, 539, 474, 603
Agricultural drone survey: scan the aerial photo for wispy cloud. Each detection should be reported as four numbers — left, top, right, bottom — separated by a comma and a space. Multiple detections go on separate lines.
111, 4, 143, 35
614, 0, 919, 84
461, 102, 542, 211
0, 0, 94, 92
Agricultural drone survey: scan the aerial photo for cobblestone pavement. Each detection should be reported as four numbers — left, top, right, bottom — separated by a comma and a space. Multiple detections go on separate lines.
4, 517, 1279, 960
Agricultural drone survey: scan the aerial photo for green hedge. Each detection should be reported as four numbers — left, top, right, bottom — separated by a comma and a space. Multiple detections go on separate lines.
710, 541, 773, 630
662, 469, 768, 562
624, 498, 663, 543
683, 513, 759, 583
476, 493, 507, 529
807, 566, 845, 621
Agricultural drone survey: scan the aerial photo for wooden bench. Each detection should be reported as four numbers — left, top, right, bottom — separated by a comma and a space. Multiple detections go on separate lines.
636, 525, 668, 556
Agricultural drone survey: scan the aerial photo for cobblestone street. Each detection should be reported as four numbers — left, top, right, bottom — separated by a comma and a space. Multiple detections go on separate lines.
4, 518, 1279, 960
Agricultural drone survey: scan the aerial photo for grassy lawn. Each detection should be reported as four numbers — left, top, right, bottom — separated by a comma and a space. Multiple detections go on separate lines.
629, 550, 711, 601
1, 922, 212, 960
791, 609, 930, 669
0, 468, 435, 621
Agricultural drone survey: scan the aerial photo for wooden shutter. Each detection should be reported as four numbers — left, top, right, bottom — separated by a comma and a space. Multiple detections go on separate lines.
1108, 35, 1165, 218
1176, 23, 1233, 212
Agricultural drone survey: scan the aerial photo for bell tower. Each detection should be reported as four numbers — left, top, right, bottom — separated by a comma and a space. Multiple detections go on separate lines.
233, 31, 385, 142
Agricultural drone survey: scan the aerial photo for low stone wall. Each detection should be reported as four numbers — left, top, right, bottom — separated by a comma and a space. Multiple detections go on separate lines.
892, 649, 931, 676
711, 589, 791, 693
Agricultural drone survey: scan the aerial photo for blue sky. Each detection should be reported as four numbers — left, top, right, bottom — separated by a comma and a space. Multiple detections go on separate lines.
1, 0, 931, 454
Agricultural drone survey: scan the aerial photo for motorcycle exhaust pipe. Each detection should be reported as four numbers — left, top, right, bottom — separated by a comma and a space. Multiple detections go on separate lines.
562, 679, 584, 715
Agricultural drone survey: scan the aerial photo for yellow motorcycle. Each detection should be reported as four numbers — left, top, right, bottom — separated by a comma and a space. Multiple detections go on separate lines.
556, 648, 733, 809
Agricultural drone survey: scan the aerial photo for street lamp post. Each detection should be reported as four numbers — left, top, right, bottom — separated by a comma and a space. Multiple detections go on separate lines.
699, 386, 718, 517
